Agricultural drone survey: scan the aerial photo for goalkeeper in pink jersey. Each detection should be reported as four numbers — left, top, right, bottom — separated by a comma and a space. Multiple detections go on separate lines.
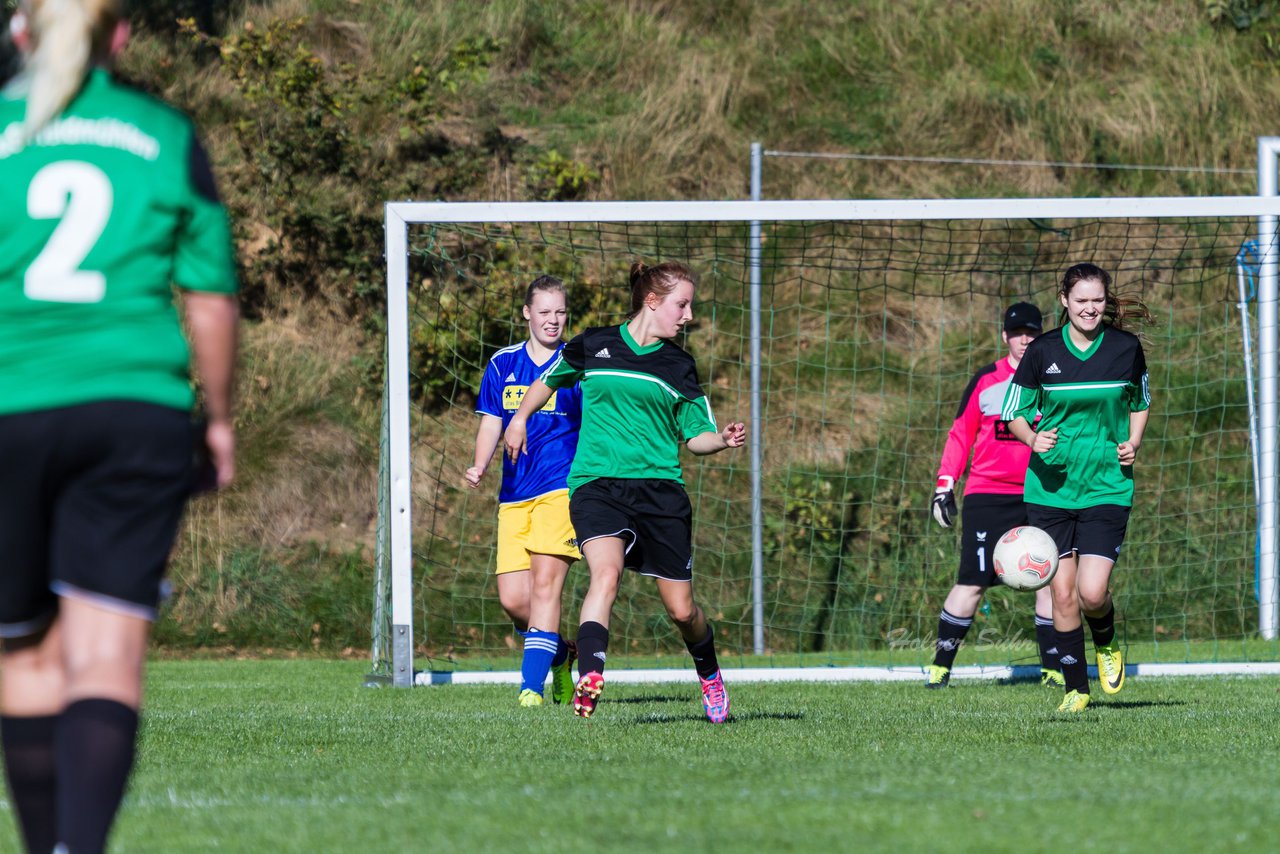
925, 303, 1062, 689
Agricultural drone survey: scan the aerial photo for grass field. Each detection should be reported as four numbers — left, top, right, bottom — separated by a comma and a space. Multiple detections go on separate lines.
410, 638, 1280, 675
4, 661, 1275, 852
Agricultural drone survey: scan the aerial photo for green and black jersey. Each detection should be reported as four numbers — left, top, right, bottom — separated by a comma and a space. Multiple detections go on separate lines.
1001, 325, 1150, 509
542, 324, 718, 493
0, 68, 238, 415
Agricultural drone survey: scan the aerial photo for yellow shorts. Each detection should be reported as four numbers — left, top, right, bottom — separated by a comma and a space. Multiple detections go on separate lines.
495, 489, 581, 575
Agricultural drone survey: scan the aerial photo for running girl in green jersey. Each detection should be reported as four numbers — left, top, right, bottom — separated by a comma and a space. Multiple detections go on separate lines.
1001, 263, 1150, 713
503, 261, 746, 723
0, 3, 239, 850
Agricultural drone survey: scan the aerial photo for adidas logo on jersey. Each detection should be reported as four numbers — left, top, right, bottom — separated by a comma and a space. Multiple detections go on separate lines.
594, 348, 611, 358
1045, 362, 1062, 375
505, 373, 517, 382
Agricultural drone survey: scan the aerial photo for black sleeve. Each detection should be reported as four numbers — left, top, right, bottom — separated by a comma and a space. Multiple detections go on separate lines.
1130, 340, 1147, 383
560, 330, 587, 370
680, 352, 704, 401
1009, 339, 1040, 390
188, 134, 222, 204
953, 364, 993, 420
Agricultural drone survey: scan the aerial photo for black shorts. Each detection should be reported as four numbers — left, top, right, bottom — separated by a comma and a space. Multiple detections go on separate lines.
569, 478, 693, 582
1026, 503, 1131, 563
0, 401, 198, 637
958, 493, 1029, 588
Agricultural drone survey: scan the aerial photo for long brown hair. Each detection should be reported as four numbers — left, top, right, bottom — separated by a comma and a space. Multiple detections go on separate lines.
628, 260, 695, 317
1059, 262, 1153, 330
18, 0, 124, 139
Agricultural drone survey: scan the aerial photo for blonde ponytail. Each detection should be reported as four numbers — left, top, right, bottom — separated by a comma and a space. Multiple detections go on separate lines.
21, 0, 121, 139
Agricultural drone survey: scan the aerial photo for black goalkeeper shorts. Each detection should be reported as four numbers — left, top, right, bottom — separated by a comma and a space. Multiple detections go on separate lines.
958, 493, 1029, 588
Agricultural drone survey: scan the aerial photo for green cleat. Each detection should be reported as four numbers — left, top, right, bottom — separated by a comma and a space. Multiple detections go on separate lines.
1096, 644, 1125, 694
1056, 689, 1090, 713
519, 689, 544, 707
924, 664, 951, 689
1040, 668, 1065, 688
549, 640, 577, 705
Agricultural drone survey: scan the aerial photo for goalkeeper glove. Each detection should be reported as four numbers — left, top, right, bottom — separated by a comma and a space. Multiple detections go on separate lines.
931, 476, 957, 528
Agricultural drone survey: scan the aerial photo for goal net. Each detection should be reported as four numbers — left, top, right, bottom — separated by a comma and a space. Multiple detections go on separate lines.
370, 197, 1280, 687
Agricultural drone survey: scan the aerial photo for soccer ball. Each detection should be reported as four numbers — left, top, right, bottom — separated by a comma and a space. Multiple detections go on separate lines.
992, 526, 1059, 591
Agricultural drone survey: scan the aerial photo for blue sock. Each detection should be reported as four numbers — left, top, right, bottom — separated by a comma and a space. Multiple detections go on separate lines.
521, 630, 560, 693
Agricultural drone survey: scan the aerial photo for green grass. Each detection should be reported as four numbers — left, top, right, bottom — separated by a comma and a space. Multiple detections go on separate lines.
415, 637, 1280, 674
4, 660, 1275, 851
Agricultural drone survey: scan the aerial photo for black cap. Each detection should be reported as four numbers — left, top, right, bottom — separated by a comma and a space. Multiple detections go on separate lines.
1003, 302, 1043, 333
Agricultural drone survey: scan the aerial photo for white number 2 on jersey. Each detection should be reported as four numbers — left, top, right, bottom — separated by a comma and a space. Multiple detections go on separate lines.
25, 161, 112, 304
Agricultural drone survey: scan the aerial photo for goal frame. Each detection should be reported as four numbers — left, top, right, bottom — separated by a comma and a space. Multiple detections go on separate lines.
382, 190, 1280, 687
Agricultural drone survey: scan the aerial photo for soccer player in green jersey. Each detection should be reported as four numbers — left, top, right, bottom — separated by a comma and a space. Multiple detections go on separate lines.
1001, 264, 1151, 713
0, 2, 239, 850
504, 261, 746, 723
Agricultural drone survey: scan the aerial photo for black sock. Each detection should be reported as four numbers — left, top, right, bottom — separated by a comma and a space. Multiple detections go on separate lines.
2, 713, 59, 854
55, 698, 139, 854
576, 621, 610, 678
685, 623, 720, 680
1035, 615, 1059, 672
1057, 626, 1089, 694
932, 609, 972, 669
1085, 604, 1116, 648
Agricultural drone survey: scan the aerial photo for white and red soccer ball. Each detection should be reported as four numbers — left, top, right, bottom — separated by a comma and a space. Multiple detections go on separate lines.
992, 526, 1059, 591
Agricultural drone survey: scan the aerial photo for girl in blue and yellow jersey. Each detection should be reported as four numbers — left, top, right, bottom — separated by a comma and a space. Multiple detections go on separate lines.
466, 276, 582, 707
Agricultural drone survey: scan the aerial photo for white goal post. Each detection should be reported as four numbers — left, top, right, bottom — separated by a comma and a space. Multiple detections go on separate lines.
379, 190, 1280, 688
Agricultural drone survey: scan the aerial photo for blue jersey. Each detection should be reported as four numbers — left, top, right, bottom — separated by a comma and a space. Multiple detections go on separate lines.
477, 341, 581, 503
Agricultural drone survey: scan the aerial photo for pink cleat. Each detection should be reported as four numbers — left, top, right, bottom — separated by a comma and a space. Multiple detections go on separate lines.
700, 671, 730, 723
573, 671, 604, 719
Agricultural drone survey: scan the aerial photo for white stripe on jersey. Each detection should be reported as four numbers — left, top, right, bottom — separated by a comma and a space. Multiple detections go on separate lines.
1042, 381, 1129, 392
492, 342, 525, 357
584, 369, 682, 398
1000, 383, 1031, 422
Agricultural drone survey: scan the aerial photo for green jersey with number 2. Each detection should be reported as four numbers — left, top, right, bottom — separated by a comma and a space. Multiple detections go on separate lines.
0, 68, 237, 415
